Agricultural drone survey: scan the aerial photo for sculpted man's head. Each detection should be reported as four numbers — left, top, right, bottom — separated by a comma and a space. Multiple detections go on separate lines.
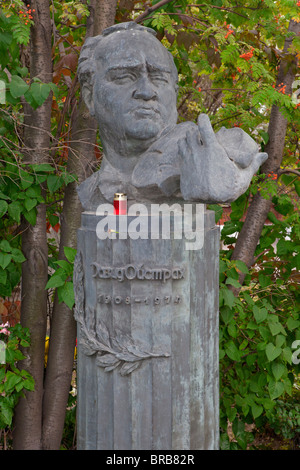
78, 22, 178, 162
77, 22, 268, 208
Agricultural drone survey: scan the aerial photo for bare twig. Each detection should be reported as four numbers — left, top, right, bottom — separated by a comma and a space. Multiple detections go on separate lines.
253, 249, 270, 264
135, 0, 175, 23
212, 112, 243, 127
277, 168, 300, 177
189, 3, 259, 16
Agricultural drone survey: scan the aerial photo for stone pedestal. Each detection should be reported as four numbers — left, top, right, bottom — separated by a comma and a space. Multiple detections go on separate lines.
74, 206, 219, 450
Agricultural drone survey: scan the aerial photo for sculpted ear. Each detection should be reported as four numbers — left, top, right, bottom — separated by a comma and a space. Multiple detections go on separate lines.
81, 82, 95, 116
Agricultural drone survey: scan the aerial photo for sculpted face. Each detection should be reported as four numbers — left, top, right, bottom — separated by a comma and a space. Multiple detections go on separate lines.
91, 30, 178, 156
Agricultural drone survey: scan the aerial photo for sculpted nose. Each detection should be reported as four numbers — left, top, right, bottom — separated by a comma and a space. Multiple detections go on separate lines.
132, 77, 157, 101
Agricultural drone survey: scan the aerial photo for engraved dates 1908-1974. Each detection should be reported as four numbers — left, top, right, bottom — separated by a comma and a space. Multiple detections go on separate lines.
97, 293, 182, 306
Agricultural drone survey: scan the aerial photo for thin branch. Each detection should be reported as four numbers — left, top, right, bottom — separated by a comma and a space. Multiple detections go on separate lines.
253, 248, 270, 264
135, 0, 176, 23
140, 11, 209, 28
277, 168, 300, 177
189, 3, 261, 13
212, 112, 243, 127
188, 3, 249, 19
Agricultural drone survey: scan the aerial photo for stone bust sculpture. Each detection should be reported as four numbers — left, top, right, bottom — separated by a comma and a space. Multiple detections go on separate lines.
77, 21, 267, 210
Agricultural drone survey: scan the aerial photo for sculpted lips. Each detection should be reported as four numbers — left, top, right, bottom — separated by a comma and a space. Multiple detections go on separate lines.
132, 107, 160, 118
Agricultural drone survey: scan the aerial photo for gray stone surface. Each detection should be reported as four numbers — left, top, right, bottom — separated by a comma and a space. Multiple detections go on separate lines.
74, 21, 267, 451
77, 21, 267, 209
74, 209, 219, 450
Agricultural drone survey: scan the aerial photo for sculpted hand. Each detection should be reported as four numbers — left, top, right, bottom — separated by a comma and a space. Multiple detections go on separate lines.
178, 114, 268, 202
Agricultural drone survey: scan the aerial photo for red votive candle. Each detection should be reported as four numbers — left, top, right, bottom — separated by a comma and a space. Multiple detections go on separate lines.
114, 193, 127, 215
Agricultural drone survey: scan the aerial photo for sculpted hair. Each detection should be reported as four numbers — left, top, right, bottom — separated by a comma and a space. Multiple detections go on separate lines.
77, 21, 178, 92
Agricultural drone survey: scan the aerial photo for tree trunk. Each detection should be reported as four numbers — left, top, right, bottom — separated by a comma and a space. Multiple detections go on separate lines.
41, 0, 118, 450
231, 19, 300, 285
13, 0, 52, 450
93, 0, 118, 35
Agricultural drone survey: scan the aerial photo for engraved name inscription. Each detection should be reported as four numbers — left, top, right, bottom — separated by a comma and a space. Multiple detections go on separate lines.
91, 263, 184, 283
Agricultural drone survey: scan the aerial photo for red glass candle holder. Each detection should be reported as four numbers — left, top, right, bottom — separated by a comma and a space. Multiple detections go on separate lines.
114, 193, 127, 215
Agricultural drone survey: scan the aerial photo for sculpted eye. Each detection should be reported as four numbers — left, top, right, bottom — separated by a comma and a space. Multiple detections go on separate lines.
110, 72, 136, 83
151, 74, 169, 84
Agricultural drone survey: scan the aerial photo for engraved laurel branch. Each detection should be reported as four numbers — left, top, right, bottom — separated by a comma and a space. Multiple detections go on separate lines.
73, 251, 170, 376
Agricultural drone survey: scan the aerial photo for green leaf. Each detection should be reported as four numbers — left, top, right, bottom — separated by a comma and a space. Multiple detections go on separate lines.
47, 174, 63, 194
276, 239, 293, 256
0, 401, 14, 426
15, 381, 24, 393
259, 131, 269, 145
0, 200, 8, 218
226, 406, 237, 423
258, 272, 272, 288
268, 379, 285, 400
271, 362, 286, 381
266, 343, 282, 362
8, 201, 22, 223
259, 325, 271, 341
0, 252, 12, 270
19, 169, 34, 189
24, 208, 37, 226
225, 277, 241, 288
27, 81, 51, 107
275, 334, 286, 348
267, 211, 280, 225
234, 260, 249, 274
58, 281, 75, 309
251, 404, 263, 419
5, 370, 22, 392
48, 214, 59, 227
228, 323, 237, 338
54, 259, 73, 275
208, 204, 223, 223
220, 44, 240, 64
15, 66, 28, 78
222, 287, 235, 308
0, 240, 11, 253
63, 246, 76, 263
253, 306, 268, 324
25, 185, 41, 198
282, 347, 292, 363
0, 192, 11, 202
220, 306, 234, 324
286, 317, 300, 331
61, 171, 77, 185
45, 272, 66, 289
232, 418, 246, 441
294, 180, 300, 197
225, 341, 241, 361
24, 197, 37, 212
239, 339, 248, 350
31, 163, 54, 173
24, 188, 41, 204
250, 377, 260, 393
0, 268, 7, 285
20, 371, 35, 391
23, 377, 35, 391
243, 292, 254, 305
221, 221, 239, 236
268, 320, 283, 336
9, 75, 29, 98
11, 248, 26, 263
